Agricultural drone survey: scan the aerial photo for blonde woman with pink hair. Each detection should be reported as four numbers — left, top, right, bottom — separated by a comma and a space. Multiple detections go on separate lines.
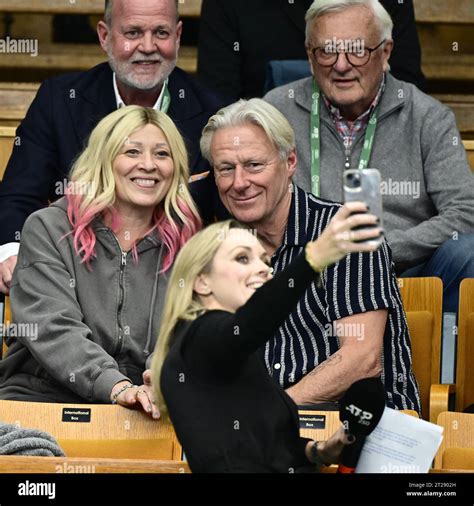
0, 106, 201, 416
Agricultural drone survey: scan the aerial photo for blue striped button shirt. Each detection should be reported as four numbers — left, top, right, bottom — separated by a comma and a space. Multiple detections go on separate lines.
261, 185, 421, 412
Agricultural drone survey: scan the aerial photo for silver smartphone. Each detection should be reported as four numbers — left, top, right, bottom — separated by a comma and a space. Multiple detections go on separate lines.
343, 168, 383, 247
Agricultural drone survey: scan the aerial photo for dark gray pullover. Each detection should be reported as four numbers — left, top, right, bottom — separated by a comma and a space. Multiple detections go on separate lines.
0, 198, 168, 403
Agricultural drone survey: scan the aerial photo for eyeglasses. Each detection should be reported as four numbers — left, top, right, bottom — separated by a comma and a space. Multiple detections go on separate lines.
213, 160, 275, 179
307, 39, 386, 67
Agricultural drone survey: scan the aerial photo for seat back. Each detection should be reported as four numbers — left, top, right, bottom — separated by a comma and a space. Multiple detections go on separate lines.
298, 410, 340, 443
0, 295, 11, 359
435, 411, 474, 469
464, 140, 474, 172
405, 310, 434, 419
0, 126, 15, 180
0, 400, 182, 460
398, 277, 443, 420
263, 59, 311, 94
298, 409, 418, 441
457, 278, 474, 411
442, 447, 474, 471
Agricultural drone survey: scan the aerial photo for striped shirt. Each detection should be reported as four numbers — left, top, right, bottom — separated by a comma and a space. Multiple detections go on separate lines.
261, 185, 421, 412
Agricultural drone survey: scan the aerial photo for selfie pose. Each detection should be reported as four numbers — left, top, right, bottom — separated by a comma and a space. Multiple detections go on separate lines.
198, 98, 420, 412
0, 106, 201, 414
153, 215, 382, 473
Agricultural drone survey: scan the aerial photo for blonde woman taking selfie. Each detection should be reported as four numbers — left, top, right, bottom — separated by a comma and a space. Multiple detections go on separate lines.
153, 211, 382, 472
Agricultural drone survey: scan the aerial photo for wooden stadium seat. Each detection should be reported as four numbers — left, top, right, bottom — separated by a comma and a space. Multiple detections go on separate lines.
299, 410, 341, 443
0, 126, 16, 180
398, 277, 448, 422
298, 409, 418, 441
434, 96, 474, 141
434, 411, 474, 469
1, 296, 11, 358
0, 456, 190, 473
464, 141, 474, 171
414, 0, 473, 25
0, 0, 202, 16
0, 1, 201, 77
0, 44, 198, 75
0, 83, 39, 126
456, 279, 474, 412
0, 400, 182, 460
414, 0, 474, 83
442, 447, 474, 471
298, 408, 418, 472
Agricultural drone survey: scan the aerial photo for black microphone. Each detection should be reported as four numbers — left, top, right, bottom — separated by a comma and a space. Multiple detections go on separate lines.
337, 377, 386, 473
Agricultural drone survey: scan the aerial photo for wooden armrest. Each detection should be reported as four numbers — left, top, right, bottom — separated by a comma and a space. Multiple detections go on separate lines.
430, 384, 455, 424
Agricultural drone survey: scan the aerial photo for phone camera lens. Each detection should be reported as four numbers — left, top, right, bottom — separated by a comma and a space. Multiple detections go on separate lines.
346, 172, 361, 189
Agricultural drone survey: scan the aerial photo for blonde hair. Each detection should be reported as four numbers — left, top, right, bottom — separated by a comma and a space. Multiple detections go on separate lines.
152, 219, 250, 416
200, 98, 295, 164
305, 0, 393, 43
67, 105, 201, 270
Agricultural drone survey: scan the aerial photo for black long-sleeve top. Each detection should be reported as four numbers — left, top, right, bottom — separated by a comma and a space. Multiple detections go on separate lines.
160, 253, 319, 473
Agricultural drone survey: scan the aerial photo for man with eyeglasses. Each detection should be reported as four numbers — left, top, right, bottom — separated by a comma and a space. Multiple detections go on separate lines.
265, 0, 474, 315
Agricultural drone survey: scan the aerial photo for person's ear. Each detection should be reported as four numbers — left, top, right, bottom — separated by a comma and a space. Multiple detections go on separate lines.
175, 20, 183, 51
193, 274, 212, 296
307, 47, 316, 77
286, 148, 298, 180
382, 39, 393, 72
97, 20, 110, 53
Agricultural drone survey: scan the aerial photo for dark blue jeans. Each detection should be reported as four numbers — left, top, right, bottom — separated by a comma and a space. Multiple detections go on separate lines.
400, 234, 474, 313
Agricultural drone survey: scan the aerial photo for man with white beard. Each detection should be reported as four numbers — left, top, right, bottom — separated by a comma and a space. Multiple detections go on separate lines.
0, 0, 228, 293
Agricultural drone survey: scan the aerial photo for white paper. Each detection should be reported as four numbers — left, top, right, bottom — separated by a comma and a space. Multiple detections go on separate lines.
355, 407, 444, 473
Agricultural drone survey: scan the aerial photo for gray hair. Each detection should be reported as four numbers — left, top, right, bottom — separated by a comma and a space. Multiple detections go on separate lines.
305, 0, 393, 43
200, 99, 296, 164
104, 0, 180, 26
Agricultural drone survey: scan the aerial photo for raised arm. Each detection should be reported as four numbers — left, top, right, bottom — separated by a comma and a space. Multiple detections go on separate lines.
286, 309, 386, 404
184, 203, 382, 371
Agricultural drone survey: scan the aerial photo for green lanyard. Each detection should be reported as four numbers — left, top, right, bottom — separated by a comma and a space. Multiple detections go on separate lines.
310, 80, 379, 196
160, 82, 171, 113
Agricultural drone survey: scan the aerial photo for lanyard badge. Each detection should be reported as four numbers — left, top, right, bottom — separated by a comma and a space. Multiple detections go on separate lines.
310, 80, 379, 196
161, 83, 171, 114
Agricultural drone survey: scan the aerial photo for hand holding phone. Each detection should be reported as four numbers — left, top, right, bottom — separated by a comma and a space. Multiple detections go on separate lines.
343, 169, 383, 247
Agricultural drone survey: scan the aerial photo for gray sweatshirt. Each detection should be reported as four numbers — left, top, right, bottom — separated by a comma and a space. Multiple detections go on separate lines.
0, 198, 168, 403
264, 73, 474, 273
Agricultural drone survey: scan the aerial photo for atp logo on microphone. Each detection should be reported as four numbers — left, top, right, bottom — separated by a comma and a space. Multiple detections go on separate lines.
345, 403, 373, 426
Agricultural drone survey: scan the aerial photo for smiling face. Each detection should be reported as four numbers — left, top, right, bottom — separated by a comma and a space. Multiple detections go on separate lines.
112, 123, 174, 217
194, 228, 273, 313
211, 123, 297, 228
98, 0, 181, 92
307, 5, 392, 120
